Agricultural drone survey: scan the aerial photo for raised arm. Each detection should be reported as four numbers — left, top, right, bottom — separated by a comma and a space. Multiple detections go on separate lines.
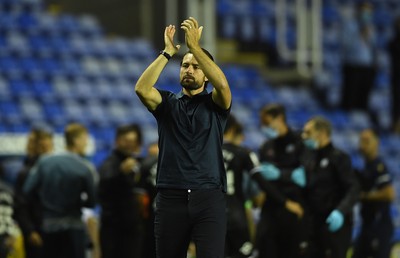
135, 25, 181, 111
181, 17, 231, 109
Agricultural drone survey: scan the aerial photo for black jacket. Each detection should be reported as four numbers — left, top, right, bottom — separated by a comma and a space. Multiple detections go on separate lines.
303, 143, 360, 220
98, 150, 141, 227
258, 130, 306, 206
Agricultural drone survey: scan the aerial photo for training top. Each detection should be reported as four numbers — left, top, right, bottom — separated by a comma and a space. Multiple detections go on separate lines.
23, 152, 97, 232
356, 157, 393, 225
150, 89, 230, 191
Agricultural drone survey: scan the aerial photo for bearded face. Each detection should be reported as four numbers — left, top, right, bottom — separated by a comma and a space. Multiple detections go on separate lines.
180, 74, 202, 90
180, 53, 207, 91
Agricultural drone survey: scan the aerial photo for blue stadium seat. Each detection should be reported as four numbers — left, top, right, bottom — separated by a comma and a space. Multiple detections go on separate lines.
20, 97, 45, 123
0, 55, 19, 73
0, 76, 11, 100
17, 12, 37, 30
43, 102, 65, 126
32, 79, 52, 96
322, 4, 341, 25
0, 101, 22, 124
9, 78, 34, 97
86, 100, 111, 127
63, 100, 87, 123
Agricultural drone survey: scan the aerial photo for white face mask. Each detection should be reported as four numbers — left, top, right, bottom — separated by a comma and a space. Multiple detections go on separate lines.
261, 126, 279, 139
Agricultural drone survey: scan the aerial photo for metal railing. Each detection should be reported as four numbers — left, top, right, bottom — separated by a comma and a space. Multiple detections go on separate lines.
276, 0, 323, 77
165, 0, 217, 57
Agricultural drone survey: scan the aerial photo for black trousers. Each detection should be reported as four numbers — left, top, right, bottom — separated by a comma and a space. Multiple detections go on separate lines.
256, 206, 309, 258
309, 218, 352, 258
154, 188, 227, 258
42, 229, 86, 258
341, 64, 376, 111
352, 221, 394, 258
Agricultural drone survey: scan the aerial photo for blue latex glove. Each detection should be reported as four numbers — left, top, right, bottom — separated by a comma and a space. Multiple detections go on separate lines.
291, 167, 306, 188
326, 210, 344, 232
258, 163, 281, 180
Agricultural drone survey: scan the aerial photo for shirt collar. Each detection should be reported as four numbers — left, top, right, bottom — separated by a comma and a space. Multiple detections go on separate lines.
176, 89, 208, 99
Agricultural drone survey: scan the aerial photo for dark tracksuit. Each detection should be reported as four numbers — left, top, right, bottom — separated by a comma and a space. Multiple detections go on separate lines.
222, 142, 260, 258
23, 152, 97, 258
98, 150, 144, 258
303, 143, 360, 258
256, 130, 309, 258
139, 154, 158, 258
353, 157, 394, 258
14, 157, 43, 258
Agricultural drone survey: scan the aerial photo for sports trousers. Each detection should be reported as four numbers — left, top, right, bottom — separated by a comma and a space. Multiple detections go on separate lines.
154, 188, 227, 258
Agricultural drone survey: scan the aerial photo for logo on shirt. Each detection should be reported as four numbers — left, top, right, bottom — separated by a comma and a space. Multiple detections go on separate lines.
320, 158, 329, 168
286, 144, 295, 153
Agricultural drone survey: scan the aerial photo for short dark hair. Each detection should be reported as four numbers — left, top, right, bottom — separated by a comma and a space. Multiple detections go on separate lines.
184, 48, 214, 62
64, 123, 87, 147
115, 124, 143, 145
224, 115, 243, 136
260, 103, 286, 121
309, 116, 332, 136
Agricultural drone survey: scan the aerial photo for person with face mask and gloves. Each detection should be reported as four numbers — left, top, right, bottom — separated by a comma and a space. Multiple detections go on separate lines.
302, 116, 360, 258
254, 103, 309, 258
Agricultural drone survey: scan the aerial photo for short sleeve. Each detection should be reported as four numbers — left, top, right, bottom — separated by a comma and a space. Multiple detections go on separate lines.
374, 162, 392, 189
150, 89, 173, 119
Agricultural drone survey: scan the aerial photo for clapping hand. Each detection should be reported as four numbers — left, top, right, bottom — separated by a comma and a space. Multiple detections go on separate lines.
181, 17, 203, 50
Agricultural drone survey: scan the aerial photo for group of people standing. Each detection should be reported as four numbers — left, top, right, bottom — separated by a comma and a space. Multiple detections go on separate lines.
0, 15, 396, 258
223, 104, 395, 258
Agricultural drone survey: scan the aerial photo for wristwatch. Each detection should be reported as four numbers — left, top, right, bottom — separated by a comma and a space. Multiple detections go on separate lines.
159, 50, 171, 60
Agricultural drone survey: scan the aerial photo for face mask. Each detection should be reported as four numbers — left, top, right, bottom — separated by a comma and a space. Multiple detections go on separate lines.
262, 126, 279, 139
304, 139, 318, 150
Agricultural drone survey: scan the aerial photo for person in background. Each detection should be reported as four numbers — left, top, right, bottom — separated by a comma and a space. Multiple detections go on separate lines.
139, 141, 159, 258
302, 116, 360, 258
98, 124, 144, 258
352, 129, 395, 258
0, 178, 22, 258
23, 123, 97, 258
254, 104, 308, 258
14, 128, 53, 258
135, 16, 232, 258
388, 16, 400, 133
222, 115, 264, 258
340, 1, 377, 112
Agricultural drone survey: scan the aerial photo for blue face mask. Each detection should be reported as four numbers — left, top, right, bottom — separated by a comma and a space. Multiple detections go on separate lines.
262, 126, 279, 139
304, 139, 318, 150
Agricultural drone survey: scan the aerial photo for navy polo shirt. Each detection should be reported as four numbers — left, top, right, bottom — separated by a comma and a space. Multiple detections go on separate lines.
150, 89, 230, 191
